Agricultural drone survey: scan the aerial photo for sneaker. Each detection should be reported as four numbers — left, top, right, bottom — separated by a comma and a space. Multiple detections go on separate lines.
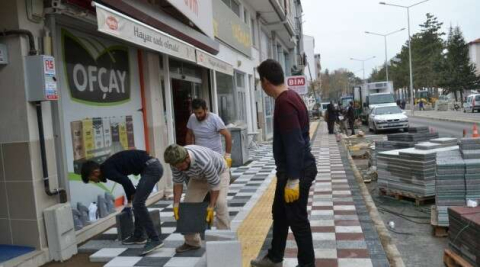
122, 235, 147, 245
250, 255, 282, 267
175, 243, 201, 253
141, 240, 164, 255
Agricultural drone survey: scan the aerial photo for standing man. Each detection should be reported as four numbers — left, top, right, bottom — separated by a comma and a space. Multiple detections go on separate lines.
186, 99, 232, 167
346, 101, 355, 136
164, 144, 230, 253
251, 60, 317, 267
81, 150, 163, 255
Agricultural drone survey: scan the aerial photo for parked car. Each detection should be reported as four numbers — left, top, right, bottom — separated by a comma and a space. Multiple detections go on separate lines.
368, 105, 409, 134
464, 94, 480, 113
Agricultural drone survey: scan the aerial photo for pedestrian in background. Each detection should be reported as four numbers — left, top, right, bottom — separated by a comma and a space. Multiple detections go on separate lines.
326, 102, 336, 134
251, 59, 317, 267
419, 99, 424, 111
346, 101, 355, 136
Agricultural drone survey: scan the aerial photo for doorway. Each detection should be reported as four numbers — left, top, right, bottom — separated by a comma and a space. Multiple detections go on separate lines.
172, 79, 200, 145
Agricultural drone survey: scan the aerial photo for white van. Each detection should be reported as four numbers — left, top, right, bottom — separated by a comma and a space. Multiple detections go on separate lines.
464, 94, 480, 113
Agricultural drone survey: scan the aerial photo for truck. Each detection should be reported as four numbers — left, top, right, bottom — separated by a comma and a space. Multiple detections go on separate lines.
354, 81, 396, 124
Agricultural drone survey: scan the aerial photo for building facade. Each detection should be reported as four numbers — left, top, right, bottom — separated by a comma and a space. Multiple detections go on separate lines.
0, 0, 304, 265
468, 38, 480, 76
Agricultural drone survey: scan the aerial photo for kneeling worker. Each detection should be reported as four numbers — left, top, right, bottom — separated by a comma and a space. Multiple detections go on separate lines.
81, 150, 164, 255
164, 144, 230, 253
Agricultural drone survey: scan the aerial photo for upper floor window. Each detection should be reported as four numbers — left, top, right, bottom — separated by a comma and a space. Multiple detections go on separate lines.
222, 0, 240, 17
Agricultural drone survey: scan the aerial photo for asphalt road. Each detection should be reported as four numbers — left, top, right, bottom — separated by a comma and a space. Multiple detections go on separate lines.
358, 116, 476, 138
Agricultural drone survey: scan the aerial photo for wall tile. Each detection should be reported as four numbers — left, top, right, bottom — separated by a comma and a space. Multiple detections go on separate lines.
0, 182, 9, 219
3, 142, 33, 182
0, 218, 12, 244
10, 219, 40, 249
6, 181, 37, 220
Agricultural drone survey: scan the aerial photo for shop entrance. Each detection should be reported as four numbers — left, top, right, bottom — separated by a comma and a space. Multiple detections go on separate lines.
172, 79, 200, 145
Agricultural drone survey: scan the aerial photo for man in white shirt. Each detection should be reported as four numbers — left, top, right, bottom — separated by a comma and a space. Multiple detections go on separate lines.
186, 99, 232, 167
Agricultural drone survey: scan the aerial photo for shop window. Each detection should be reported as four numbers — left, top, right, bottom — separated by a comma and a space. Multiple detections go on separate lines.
217, 72, 236, 125
251, 19, 257, 46
221, 0, 240, 17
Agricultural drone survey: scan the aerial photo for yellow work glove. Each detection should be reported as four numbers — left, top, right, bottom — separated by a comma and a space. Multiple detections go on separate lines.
224, 153, 232, 168
173, 203, 179, 221
284, 179, 300, 203
206, 206, 215, 226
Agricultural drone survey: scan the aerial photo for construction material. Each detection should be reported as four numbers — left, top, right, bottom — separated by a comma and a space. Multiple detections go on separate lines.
431, 205, 449, 237
115, 211, 134, 241
378, 145, 458, 199
447, 206, 480, 267
175, 202, 209, 234
435, 150, 466, 226
206, 241, 242, 267
444, 249, 474, 267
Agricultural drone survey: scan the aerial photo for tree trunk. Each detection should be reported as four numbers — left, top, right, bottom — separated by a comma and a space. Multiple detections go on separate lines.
460, 90, 464, 105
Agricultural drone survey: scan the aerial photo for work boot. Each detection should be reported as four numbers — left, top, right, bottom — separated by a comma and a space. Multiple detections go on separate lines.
141, 240, 164, 255
122, 235, 147, 245
175, 243, 201, 253
250, 255, 283, 267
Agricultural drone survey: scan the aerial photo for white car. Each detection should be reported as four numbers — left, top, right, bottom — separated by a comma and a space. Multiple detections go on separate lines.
368, 105, 409, 133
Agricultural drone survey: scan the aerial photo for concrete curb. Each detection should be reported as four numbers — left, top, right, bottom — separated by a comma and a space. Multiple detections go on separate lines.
408, 113, 478, 124
340, 137, 406, 267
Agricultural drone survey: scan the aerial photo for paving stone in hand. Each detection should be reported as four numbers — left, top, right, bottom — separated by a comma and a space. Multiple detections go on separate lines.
175, 202, 209, 234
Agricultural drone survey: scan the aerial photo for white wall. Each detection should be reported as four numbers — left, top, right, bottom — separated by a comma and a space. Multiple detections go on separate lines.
303, 35, 316, 81
469, 43, 480, 76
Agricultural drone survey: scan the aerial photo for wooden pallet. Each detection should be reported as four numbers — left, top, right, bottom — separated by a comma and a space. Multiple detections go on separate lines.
430, 205, 449, 237
443, 249, 474, 267
378, 188, 435, 206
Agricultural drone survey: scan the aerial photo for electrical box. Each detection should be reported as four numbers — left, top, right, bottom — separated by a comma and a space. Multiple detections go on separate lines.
26, 55, 59, 101
44, 203, 78, 261
0, 44, 8, 64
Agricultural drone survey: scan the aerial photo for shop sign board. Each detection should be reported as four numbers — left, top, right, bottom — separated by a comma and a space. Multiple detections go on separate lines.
165, 0, 214, 39
58, 27, 146, 205
287, 75, 308, 95
212, 0, 251, 57
95, 2, 196, 63
196, 49, 233, 76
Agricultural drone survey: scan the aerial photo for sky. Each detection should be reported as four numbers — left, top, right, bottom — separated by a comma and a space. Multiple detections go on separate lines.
302, 0, 480, 79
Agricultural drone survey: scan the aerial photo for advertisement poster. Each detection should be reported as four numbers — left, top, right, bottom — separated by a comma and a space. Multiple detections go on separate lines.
57, 27, 146, 206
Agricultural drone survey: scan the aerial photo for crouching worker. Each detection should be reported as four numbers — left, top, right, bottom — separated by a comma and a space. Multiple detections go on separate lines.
164, 144, 230, 253
81, 150, 164, 255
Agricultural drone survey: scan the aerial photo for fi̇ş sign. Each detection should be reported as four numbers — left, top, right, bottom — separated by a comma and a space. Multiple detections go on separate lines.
62, 29, 130, 104
95, 2, 196, 63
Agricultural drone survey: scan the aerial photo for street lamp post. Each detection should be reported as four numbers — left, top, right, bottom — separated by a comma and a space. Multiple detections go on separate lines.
365, 28, 405, 83
380, 0, 429, 114
350, 56, 376, 82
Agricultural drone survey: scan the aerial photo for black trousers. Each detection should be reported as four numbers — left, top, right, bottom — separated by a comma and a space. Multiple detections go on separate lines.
268, 164, 318, 267
349, 119, 355, 135
327, 120, 335, 134
133, 159, 163, 241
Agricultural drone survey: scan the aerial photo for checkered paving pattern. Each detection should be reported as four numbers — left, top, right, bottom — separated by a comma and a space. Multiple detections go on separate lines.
80, 144, 278, 267
257, 123, 390, 267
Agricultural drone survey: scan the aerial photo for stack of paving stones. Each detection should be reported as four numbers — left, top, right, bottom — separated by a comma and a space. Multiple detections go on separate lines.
447, 206, 480, 267
435, 150, 465, 226
378, 145, 458, 198
80, 144, 277, 267
461, 138, 480, 202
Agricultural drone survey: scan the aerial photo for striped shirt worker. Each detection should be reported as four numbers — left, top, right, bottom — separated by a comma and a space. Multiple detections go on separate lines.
171, 145, 227, 190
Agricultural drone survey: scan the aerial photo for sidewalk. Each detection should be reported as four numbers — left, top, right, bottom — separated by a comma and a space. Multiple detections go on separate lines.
254, 122, 390, 267
406, 110, 480, 124
77, 122, 390, 267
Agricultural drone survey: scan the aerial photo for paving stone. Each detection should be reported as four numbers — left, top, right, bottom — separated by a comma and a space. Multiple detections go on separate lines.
206, 241, 242, 267
175, 202, 209, 234
205, 230, 237, 241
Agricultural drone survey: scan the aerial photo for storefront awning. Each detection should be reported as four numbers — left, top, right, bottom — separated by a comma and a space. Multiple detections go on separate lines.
94, 2, 233, 75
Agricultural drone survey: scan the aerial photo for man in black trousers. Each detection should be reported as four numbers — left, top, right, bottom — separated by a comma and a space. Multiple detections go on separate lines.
251, 59, 318, 267
81, 150, 163, 255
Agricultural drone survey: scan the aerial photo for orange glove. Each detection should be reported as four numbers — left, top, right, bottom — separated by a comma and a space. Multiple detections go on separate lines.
224, 153, 232, 168
284, 179, 300, 203
206, 206, 214, 225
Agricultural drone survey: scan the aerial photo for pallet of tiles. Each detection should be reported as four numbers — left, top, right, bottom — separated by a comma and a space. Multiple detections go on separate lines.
448, 206, 480, 267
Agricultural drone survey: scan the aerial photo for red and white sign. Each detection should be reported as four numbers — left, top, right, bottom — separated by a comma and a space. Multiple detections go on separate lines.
287, 75, 308, 95
43, 57, 56, 76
